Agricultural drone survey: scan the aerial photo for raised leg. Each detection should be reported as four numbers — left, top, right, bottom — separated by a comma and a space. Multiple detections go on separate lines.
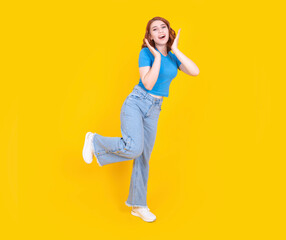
93, 97, 144, 166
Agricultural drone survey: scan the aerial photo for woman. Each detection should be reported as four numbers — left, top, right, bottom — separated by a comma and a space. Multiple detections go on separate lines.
82, 16, 199, 222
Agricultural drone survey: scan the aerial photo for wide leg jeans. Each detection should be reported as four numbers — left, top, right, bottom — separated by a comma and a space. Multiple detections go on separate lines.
92, 84, 163, 207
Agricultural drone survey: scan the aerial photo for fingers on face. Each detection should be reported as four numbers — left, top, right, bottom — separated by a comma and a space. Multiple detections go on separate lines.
145, 39, 150, 46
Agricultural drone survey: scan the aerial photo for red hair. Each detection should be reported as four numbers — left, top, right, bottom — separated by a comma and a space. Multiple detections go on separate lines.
141, 16, 177, 53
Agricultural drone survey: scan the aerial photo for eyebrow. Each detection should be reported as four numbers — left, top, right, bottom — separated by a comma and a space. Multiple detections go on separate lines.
152, 24, 166, 29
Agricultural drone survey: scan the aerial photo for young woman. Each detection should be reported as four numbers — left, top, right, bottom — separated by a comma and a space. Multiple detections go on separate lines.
82, 16, 199, 222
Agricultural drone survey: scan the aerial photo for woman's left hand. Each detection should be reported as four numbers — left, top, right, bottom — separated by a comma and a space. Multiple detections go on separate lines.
171, 28, 181, 51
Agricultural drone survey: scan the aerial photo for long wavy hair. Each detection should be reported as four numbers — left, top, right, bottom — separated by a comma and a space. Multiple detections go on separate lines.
141, 17, 177, 53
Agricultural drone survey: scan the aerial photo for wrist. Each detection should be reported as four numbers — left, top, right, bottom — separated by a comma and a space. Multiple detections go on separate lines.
155, 54, 161, 59
171, 47, 178, 52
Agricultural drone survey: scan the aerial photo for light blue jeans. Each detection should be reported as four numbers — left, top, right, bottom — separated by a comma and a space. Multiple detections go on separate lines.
92, 84, 163, 207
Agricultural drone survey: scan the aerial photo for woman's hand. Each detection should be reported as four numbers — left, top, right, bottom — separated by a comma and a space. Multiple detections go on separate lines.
145, 38, 161, 58
171, 28, 181, 51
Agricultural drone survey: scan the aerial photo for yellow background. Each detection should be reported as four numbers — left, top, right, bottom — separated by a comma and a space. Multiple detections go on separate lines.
1, 0, 285, 239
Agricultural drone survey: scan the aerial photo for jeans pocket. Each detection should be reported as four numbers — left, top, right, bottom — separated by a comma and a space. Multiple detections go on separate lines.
129, 91, 142, 100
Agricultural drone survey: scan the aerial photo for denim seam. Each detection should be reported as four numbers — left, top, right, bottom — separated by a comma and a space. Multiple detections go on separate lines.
144, 104, 154, 118
125, 201, 147, 208
108, 136, 131, 154
132, 162, 138, 206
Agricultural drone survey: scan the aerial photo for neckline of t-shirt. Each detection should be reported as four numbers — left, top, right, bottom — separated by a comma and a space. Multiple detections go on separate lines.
155, 46, 169, 57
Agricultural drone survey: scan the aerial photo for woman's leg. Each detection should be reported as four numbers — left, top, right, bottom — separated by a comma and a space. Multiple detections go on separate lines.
92, 96, 144, 166
125, 103, 161, 207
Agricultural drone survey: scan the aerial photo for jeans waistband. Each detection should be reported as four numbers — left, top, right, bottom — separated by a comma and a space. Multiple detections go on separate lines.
133, 84, 163, 105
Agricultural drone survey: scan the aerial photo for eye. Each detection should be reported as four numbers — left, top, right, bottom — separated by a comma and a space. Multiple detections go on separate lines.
153, 26, 166, 31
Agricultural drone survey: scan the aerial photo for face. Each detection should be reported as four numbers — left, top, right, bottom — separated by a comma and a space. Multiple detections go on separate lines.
149, 20, 169, 45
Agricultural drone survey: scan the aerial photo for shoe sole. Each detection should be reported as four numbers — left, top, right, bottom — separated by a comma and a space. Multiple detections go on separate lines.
83, 132, 103, 167
82, 132, 93, 164
131, 210, 156, 222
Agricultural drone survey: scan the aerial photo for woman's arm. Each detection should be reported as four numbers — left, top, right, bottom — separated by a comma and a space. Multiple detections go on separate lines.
141, 38, 162, 90
172, 47, 200, 76
171, 29, 200, 76
141, 55, 161, 90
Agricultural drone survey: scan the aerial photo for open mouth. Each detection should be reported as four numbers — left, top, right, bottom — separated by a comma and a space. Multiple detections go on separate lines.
158, 35, 166, 40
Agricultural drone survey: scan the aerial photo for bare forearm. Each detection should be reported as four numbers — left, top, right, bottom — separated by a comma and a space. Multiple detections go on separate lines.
172, 47, 200, 76
142, 56, 161, 90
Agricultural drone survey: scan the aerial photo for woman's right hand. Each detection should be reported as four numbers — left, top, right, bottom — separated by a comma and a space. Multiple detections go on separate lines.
144, 38, 161, 59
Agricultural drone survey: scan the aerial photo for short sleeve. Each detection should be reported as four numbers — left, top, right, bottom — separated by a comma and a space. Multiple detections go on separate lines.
139, 48, 152, 67
172, 52, 182, 70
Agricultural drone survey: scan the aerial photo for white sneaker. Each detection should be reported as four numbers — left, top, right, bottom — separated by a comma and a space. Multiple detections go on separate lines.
82, 132, 102, 166
82, 132, 95, 164
131, 207, 156, 222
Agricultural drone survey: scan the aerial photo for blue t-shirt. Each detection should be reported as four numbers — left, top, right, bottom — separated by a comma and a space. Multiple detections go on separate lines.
138, 46, 181, 97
